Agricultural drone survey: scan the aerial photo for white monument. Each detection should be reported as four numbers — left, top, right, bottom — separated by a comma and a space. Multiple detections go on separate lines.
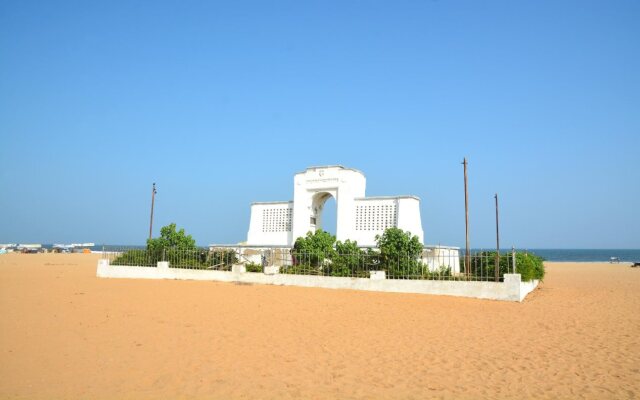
246, 165, 424, 247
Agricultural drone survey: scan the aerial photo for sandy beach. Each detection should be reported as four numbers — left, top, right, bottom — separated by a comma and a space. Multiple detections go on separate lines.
0, 254, 638, 399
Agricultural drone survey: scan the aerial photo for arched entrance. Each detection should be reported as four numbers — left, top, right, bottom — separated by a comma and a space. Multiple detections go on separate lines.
291, 166, 367, 243
310, 192, 337, 235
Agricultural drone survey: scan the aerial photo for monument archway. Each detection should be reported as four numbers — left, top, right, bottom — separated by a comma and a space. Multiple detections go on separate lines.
245, 165, 424, 247
292, 166, 366, 242
309, 191, 337, 235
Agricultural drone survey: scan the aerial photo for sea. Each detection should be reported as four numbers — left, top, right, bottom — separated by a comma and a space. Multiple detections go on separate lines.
31, 245, 640, 262
469, 249, 640, 262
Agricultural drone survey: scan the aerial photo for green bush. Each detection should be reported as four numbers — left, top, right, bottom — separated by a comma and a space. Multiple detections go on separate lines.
419, 265, 454, 280
147, 223, 196, 252
208, 249, 238, 270
280, 262, 323, 275
375, 228, 423, 278
111, 247, 237, 270
290, 232, 375, 277
329, 240, 366, 277
462, 251, 510, 280
111, 249, 159, 266
165, 248, 213, 270
515, 252, 545, 281
460, 251, 545, 282
292, 230, 336, 268
245, 262, 263, 273
288, 228, 431, 278
111, 223, 239, 270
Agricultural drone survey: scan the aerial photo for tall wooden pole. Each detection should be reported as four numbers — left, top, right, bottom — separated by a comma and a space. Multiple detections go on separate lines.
149, 183, 157, 240
495, 193, 500, 282
463, 158, 470, 277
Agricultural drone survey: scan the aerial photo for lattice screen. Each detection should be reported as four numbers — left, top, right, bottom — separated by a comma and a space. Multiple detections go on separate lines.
355, 203, 397, 231
261, 208, 293, 232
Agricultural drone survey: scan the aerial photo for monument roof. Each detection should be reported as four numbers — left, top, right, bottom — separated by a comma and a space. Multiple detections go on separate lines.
296, 165, 364, 176
355, 195, 421, 201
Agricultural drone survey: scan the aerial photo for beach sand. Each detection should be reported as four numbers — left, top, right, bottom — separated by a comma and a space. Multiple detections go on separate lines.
0, 254, 638, 399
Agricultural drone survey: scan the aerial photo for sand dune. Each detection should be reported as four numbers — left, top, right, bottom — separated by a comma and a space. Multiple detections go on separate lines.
0, 254, 638, 399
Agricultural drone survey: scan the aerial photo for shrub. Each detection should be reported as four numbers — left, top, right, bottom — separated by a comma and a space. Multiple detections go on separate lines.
516, 252, 545, 281
147, 223, 196, 252
375, 228, 423, 278
164, 248, 198, 269
112, 223, 203, 267
209, 249, 238, 270
111, 219, 238, 270
292, 230, 336, 271
280, 262, 324, 275
329, 240, 366, 277
288, 228, 430, 278
460, 251, 545, 282
245, 262, 262, 273
111, 223, 240, 270
111, 249, 158, 266
420, 265, 453, 280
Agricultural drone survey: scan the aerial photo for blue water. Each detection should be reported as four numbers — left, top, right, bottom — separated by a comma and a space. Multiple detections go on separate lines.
468, 249, 640, 262
31, 245, 640, 262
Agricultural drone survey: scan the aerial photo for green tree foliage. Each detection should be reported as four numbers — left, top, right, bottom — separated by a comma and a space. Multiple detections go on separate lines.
515, 252, 545, 281
375, 228, 424, 277
292, 229, 336, 268
166, 248, 238, 270
293, 229, 336, 253
289, 231, 370, 276
330, 239, 366, 277
110, 249, 156, 267
286, 228, 433, 278
245, 262, 263, 273
147, 223, 196, 252
375, 228, 423, 259
462, 251, 545, 281
112, 223, 237, 270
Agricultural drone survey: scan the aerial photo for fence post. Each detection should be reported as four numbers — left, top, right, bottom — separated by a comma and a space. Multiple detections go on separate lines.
495, 251, 500, 283
494, 193, 500, 282
512, 246, 516, 274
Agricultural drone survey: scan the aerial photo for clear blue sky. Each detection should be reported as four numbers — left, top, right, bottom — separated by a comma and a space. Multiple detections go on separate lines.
1, 0, 638, 248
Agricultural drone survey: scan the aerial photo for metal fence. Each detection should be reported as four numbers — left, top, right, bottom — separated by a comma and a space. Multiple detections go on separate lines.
102, 247, 238, 270
271, 250, 515, 281
103, 246, 517, 282
459, 250, 517, 281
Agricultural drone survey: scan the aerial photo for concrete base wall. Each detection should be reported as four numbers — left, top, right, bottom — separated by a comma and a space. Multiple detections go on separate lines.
96, 260, 539, 302
519, 278, 540, 301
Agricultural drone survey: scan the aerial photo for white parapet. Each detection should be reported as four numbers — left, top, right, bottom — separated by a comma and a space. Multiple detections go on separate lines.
263, 266, 280, 275
369, 270, 386, 280
97, 263, 540, 302
504, 273, 541, 302
231, 264, 246, 273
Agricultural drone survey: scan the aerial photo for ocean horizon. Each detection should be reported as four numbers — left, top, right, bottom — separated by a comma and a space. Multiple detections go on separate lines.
22, 245, 640, 262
